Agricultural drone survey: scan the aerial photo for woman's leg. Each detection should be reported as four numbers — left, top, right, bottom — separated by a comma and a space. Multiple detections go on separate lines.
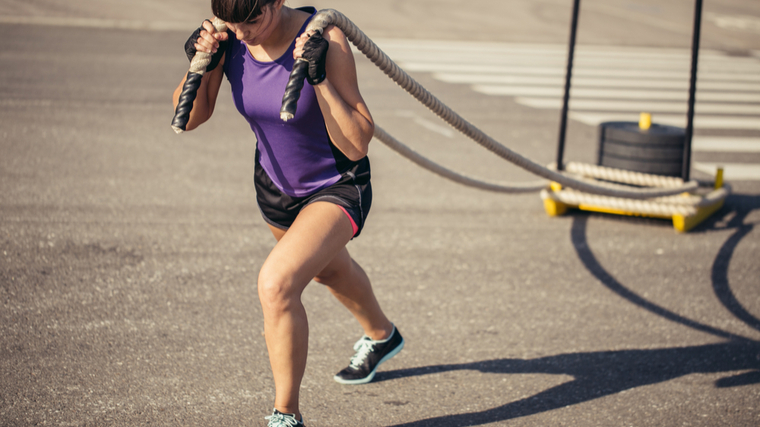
258, 201, 359, 417
267, 209, 393, 342
312, 246, 393, 341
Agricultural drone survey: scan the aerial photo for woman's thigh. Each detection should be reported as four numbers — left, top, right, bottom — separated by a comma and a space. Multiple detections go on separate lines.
259, 201, 355, 294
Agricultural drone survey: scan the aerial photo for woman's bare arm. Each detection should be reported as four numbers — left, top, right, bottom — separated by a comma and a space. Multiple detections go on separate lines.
295, 26, 374, 160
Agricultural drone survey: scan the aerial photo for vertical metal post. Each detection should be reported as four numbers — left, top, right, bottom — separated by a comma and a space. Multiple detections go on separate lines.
683, 0, 703, 181
556, 0, 581, 171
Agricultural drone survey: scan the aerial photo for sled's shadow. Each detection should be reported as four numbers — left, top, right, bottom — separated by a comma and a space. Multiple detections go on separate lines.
377, 194, 760, 426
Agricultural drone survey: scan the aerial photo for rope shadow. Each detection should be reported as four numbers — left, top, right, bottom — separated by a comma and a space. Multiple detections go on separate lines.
377, 341, 760, 426
567, 193, 760, 336
569, 212, 753, 342
709, 194, 760, 333
563, 192, 760, 340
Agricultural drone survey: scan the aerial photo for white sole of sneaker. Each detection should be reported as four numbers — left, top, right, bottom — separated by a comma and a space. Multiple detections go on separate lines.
333, 338, 405, 385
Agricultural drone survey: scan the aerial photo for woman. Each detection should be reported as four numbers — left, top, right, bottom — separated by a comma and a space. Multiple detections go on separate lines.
172, 1, 404, 425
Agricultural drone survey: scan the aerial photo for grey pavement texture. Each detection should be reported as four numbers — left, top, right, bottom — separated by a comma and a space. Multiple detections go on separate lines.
2, 1, 760, 426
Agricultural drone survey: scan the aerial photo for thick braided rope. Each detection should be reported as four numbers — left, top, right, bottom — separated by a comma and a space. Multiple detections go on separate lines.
189, 17, 227, 73
554, 163, 730, 207
374, 126, 547, 193
172, 17, 227, 134
376, 125, 701, 196
542, 189, 698, 217
541, 182, 730, 216
187, 48, 212, 74
280, 60, 309, 121
564, 162, 687, 188
311, 9, 701, 199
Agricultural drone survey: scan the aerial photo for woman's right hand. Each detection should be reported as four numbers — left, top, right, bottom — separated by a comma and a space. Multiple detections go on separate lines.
173, 20, 228, 131
184, 20, 229, 72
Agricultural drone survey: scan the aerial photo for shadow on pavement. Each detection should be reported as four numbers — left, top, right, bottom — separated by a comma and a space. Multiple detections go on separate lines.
708, 194, 760, 334
568, 193, 760, 342
377, 341, 759, 426
570, 211, 754, 342
376, 194, 760, 427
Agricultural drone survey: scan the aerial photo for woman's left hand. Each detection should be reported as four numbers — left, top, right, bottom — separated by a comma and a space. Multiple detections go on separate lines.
294, 30, 329, 85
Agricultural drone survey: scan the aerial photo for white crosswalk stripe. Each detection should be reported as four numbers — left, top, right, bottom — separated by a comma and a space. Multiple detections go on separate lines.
438, 73, 760, 91
374, 39, 760, 180
694, 163, 760, 181
692, 137, 760, 153
474, 85, 760, 103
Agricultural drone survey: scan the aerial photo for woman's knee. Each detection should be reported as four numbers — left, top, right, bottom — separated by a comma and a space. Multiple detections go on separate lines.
257, 267, 301, 314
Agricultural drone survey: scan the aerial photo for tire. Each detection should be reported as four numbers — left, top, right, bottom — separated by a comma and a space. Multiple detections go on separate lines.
599, 154, 684, 176
597, 121, 686, 178
601, 121, 685, 146
601, 140, 684, 161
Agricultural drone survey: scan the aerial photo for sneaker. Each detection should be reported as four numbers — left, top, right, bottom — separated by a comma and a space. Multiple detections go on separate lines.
333, 325, 404, 384
265, 409, 304, 427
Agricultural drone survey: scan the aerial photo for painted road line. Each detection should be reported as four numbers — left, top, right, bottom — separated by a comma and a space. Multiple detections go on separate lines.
383, 50, 760, 65
434, 73, 760, 91
395, 110, 454, 138
0, 15, 190, 31
378, 45, 747, 59
692, 137, 760, 153
402, 63, 760, 82
514, 98, 760, 115
693, 163, 760, 180
375, 41, 757, 60
382, 51, 760, 69
389, 57, 760, 73
474, 85, 760, 103
399, 60, 760, 76
568, 112, 760, 130
374, 40, 736, 60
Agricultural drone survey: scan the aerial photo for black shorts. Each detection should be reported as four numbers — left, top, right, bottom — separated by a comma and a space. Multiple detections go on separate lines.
254, 156, 372, 238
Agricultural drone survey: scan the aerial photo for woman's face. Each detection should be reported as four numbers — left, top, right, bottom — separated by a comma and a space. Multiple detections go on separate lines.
225, 3, 279, 46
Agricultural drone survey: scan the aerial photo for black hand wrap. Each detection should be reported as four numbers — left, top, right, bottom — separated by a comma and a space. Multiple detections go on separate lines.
184, 20, 227, 72
302, 32, 329, 85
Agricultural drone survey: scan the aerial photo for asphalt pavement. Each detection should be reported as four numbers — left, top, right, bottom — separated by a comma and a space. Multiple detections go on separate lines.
2, 1, 759, 426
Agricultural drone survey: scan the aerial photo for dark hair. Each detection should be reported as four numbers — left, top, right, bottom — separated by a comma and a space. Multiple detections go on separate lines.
211, 0, 278, 23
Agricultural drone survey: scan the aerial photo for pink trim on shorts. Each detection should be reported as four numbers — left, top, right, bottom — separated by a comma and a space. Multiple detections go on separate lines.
338, 205, 359, 236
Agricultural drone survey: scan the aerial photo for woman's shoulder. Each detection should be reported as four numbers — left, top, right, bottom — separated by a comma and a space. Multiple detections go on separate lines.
323, 24, 347, 41
321, 24, 350, 56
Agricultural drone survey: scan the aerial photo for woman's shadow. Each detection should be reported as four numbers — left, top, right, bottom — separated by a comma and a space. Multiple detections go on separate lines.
378, 194, 760, 427
377, 341, 760, 426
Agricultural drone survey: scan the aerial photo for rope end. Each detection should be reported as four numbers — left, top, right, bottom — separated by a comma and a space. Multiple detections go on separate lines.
172, 125, 185, 134
280, 112, 294, 122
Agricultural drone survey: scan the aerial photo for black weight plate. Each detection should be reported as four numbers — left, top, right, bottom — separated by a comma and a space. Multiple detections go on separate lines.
601, 140, 685, 161
600, 154, 683, 176
600, 121, 686, 146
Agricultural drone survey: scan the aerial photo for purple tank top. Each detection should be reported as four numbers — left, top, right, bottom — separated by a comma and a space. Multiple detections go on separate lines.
223, 8, 350, 197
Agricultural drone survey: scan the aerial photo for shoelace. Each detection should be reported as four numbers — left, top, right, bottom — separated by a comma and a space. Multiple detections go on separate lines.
349, 336, 376, 368
265, 412, 301, 427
